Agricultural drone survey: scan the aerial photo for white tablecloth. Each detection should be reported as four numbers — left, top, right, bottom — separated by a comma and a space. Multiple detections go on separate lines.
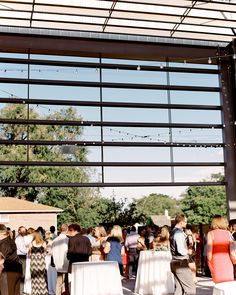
135, 250, 174, 295
213, 281, 236, 295
71, 261, 123, 295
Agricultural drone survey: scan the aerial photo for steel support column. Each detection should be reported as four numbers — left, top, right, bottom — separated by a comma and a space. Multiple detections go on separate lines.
219, 44, 236, 219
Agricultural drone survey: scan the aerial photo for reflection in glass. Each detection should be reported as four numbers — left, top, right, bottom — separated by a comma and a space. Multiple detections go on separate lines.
29, 65, 99, 82
103, 88, 168, 103
174, 166, 224, 182
29, 85, 100, 101
104, 167, 171, 182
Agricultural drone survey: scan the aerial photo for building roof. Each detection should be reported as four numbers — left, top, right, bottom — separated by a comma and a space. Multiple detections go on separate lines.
0, 0, 235, 46
0, 197, 63, 213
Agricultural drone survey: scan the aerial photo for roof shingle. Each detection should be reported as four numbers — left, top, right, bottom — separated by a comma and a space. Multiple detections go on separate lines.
0, 197, 63, 213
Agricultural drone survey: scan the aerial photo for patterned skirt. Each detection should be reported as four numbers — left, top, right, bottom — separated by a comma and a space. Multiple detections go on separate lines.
30, 253, 48, 295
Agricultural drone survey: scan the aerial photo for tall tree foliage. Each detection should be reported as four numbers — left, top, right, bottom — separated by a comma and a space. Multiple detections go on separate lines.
0, 103, 141, 227
179, 173, 226, 224
0, 104, 96, 218
133, 193, 179, 223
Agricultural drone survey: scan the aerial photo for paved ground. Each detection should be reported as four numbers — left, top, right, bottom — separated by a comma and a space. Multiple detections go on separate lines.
21, 275, 214, 295
122, 275, 214, 295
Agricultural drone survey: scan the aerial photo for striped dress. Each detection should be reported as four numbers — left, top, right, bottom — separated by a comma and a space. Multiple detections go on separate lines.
30, 244, 48, 295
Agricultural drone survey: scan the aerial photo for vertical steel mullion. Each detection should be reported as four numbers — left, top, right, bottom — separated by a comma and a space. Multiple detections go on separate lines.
219, 44, 236, 220
99, 55, 104, 183
166, 59, 175, 182
27, 51, 30, 162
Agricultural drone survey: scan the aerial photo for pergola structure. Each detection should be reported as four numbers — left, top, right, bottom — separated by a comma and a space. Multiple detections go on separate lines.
0, 0, 236, 44
0, 0, 236, 217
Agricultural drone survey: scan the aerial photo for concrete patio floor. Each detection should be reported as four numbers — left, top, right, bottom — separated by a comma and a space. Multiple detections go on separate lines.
122, 275, 214, 295
20, 274, 214, 295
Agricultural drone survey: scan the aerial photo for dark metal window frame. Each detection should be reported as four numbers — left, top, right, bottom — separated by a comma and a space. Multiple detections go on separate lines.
0, 33, 228, 188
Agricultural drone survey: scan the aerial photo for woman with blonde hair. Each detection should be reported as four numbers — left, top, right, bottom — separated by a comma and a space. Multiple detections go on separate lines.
104, 225, 125, 275
207, 215, 234, 283
29, 230, 48, 295
23, 227, 35, 295
91, 226, 107, 261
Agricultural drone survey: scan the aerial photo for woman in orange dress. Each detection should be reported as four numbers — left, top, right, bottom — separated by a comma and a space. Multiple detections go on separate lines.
207, 215, 234, 283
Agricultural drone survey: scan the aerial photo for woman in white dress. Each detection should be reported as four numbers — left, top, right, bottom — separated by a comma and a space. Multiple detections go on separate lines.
23, 227, 35, 295
45, 231, 57, 295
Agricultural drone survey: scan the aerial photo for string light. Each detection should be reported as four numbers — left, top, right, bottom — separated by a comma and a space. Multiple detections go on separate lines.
0, 51, 236, 77
0, 51, 235, 74
0, 57, 231, 149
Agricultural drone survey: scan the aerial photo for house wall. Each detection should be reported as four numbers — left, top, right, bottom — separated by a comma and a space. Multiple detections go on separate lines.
0, 213, 57, 232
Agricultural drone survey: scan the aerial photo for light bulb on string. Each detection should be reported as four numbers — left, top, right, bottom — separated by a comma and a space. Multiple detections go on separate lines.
137, 65, 141, 71
208, 57, 212, 64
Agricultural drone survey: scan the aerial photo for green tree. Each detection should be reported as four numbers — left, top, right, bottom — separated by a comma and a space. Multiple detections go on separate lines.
179, 173, 226, 224
118, 201, 142, 225
0, 103, 139, 227
0, 104, 104, 225
133, 193, 179, 223
0, 104, 88, 201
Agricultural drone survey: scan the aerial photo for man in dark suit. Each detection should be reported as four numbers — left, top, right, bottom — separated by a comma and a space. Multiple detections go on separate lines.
67, 223, 92, 273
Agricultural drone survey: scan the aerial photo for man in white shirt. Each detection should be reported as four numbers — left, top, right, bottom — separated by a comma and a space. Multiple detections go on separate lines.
52, 224, 69, 295
15, 226, 27, 278
170, 214, 196, 295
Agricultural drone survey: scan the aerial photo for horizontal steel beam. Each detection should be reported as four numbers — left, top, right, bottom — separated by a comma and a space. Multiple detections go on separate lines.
0, 77, 220, 91
0, 161, 225, 167
0, 140, 224, 147
0, 119, 223, 129
0, 181, 225, 187
0, 31, 221, 62
0, 97, 222, 110
0, 57, 219, 74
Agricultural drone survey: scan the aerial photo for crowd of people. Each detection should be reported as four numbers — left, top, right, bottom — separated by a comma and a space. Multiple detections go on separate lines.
0, 214, 236, 295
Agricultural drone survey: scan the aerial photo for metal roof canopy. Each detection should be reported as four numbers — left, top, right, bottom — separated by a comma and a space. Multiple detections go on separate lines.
0, 0, 235, 46
0, 0, 235, 215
